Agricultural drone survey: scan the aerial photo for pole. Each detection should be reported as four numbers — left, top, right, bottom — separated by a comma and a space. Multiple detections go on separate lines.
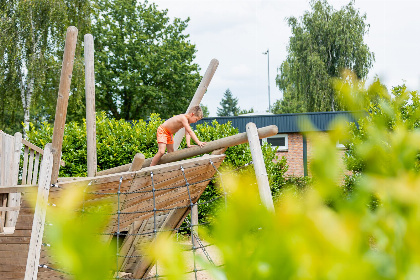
50, 26, 78, 184
267, 49, 271, 113
263, 49, 271, 113
172, 59, 219, 150
246, 122, 274, 212
84, 34, 97, 177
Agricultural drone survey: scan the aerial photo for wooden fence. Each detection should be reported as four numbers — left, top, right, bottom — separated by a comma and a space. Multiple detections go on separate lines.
0, 131, 44, 233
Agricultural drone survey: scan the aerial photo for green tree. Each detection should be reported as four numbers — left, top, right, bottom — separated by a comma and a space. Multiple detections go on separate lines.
0, 0, 91, 134
200, 103, 210, 117
275, 0, 374, 113
217, 89, 240, 116
92, 0, 200, 121
239, 107, 254, 115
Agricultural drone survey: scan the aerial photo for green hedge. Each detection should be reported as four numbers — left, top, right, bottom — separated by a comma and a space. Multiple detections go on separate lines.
27, 112, 288, 225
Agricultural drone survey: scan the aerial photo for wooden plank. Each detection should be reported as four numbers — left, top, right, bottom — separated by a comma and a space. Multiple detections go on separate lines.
0, 133, 4, 186
117, 221, 140, 270
27, 149, 35, 187
22, 139, 44, 155
0, 185, 38, 194
5, 132, 23, 227
0, 206, 20, 211
32, 152, 40, 185
22, 146, 29, 185
25, 143, 54, 280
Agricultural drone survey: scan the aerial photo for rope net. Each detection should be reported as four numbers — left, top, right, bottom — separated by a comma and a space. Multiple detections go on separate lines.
38, 155, 248, 280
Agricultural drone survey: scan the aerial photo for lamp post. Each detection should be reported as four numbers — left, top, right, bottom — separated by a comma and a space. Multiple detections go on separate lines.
262, 49, 271, 113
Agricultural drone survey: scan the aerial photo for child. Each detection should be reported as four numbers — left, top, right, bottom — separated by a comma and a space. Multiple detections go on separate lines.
150, 106, 207, 166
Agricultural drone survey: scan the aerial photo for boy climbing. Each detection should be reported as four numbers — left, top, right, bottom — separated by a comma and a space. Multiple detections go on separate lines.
150, 106, 207, 166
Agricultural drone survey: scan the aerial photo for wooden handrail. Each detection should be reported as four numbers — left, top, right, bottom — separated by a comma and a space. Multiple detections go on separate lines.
22, 139, 44, 155
0, 185, 38, 194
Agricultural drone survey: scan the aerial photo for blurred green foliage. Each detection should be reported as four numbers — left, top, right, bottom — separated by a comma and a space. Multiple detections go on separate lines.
43, 186, 116, 280
149, 76, 420, 279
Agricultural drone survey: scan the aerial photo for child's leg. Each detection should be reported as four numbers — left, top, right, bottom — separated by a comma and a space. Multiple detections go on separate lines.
150, 143, 167, 166
167, 144, 174, 153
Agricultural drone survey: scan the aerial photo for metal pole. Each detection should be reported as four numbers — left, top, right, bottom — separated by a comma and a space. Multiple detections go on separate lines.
263, 49, 271, 112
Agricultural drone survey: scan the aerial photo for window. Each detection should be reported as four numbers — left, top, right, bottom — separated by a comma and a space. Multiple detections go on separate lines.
262, 134, 288, 151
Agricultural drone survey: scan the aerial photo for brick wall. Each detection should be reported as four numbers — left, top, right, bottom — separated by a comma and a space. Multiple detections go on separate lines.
276, 133, 304, 177
274, 132, 348, 178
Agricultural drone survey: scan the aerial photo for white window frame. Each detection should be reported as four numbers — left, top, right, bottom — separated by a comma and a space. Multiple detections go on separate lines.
262, 134, 288, 151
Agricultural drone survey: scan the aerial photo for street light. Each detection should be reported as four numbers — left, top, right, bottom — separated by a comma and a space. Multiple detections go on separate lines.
262, 49, 271, 113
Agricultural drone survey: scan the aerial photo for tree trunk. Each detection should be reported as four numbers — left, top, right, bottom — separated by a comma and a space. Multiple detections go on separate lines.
20, 81, 33, 139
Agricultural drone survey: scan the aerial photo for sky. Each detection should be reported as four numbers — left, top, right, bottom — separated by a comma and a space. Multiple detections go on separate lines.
150, 0, 420, 116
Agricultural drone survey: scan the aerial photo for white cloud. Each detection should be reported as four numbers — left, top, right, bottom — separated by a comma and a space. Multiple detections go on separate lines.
152, 0, 420, 115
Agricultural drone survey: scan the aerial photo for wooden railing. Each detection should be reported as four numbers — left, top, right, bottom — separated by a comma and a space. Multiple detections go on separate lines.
21, 139, 44, 185
0, 132, 44, 232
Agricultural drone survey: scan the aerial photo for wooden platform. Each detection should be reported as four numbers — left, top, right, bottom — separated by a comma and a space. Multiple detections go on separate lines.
38, 154, 225, 279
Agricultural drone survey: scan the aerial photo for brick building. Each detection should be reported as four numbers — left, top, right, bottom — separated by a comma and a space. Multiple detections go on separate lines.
195, 111, 360, 177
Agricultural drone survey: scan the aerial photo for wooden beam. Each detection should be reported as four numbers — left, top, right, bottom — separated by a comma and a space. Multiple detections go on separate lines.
0, 185, 38, 194
144, 125, 278, 167
0, 207, 20, 211
129, 153, 145, 172
97, 125, 278, 175
172, 59, 219, 150
50, 26, 78, 184
24, 144, 54, 280
246, 122, 274, 212
84, 34, 97, 177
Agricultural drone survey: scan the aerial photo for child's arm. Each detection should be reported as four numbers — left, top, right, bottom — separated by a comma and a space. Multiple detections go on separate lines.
182, 119, 206, 147
185, 132, 193, 148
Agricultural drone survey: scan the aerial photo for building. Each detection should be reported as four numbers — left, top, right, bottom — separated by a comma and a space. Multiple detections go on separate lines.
194, 111, 361, 177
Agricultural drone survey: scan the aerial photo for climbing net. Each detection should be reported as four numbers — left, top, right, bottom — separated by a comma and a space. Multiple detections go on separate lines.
39, 157, 253, 279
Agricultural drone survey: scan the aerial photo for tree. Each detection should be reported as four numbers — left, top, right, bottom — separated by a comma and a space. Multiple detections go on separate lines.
217, 89, 240, 116
92, 0, 201, 121
275, 0, 374, 113
200, 103, 210, 118
239, 108, 254, 115
0, 0, 91, 135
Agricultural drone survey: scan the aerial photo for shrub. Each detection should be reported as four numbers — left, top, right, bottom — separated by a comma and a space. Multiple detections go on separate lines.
148, 77, 420, 279
27, 113, 288, 226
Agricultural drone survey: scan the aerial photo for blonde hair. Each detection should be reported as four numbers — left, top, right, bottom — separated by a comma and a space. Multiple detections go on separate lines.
188, 106, 203, 119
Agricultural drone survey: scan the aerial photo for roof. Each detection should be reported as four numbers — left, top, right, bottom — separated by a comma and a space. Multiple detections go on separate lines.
194, 111, 363, 134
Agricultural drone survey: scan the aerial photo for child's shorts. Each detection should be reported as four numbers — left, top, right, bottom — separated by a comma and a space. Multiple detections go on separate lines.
156, 125, 174, 144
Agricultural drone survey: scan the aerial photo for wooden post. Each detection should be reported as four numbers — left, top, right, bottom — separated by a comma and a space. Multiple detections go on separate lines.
172, 59, 219, 150
191, 204, 199, 248
50, 26, 78, 184
84, 34, 97, 177
129, 153, 145, 172
5, 132, 22, 227
24, 144, 54, 280
246, 122, 275, 212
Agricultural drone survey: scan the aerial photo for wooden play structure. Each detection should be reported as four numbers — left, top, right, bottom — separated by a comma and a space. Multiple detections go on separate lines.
0, 26, 277, 279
